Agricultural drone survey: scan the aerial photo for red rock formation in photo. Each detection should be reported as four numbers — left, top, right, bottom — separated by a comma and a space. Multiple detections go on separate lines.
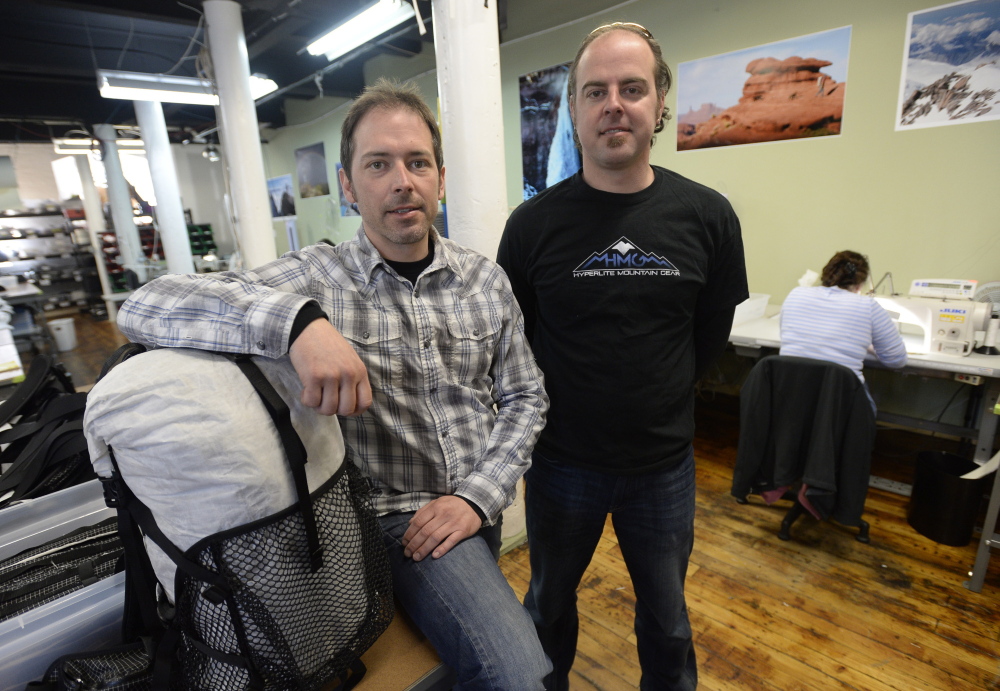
677, 56, 845, 150
678, 102, 725, 126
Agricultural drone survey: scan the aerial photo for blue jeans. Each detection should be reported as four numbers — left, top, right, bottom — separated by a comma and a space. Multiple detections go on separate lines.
378, 512, 550, 690
523, 448, 698, 691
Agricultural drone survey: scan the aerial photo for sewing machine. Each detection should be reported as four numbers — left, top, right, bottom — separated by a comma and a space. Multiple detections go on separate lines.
874, 279, 991, 356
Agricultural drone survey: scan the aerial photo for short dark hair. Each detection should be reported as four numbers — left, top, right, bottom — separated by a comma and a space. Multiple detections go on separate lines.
821, 250, 870, 289
340, 78, 443, 181
568, 22, 673, 148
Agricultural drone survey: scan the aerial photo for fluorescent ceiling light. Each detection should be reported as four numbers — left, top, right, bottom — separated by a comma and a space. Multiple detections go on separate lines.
306, 0, 415, 62
97, 70, 279, 105
53, 137, 145, 155
98, 69, 218, 105
249, 74, 279, 100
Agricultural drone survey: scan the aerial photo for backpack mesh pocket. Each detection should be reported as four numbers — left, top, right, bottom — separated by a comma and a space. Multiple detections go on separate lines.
170, 460, 393, 690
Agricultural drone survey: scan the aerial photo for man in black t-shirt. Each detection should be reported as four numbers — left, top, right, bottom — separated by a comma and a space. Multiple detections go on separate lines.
497, 22, 748, 691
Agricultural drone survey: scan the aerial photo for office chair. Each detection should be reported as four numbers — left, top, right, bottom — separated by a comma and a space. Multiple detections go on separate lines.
731, 355, 876, 543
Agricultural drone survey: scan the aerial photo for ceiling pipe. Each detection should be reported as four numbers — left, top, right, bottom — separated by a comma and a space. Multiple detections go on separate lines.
191, 16, 433, 143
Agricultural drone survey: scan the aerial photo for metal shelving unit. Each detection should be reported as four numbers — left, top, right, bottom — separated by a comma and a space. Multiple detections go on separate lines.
0, 208, 102, 315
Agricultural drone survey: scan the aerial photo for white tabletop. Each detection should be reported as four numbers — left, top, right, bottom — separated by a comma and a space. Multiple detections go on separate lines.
0, 284, 43, 299
729, 315, 1000, 379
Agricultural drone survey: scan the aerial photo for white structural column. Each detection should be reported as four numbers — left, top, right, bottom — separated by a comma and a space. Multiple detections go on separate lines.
133, 100, 195, 275
94, 124, 146, 284
74, 155, 118, 320
431, 0, 509, 259
203, 0, 275, 269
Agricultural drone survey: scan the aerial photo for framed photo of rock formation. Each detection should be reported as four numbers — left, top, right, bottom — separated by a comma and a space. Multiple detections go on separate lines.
896, 0, 1000, 131
677, 27, 852, 150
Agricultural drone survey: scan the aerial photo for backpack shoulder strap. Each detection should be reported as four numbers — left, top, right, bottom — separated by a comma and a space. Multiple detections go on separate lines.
226, 354, 323, 571
98, 343, 148, 382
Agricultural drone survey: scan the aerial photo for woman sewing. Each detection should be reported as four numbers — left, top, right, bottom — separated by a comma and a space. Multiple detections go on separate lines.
779, 250, 907, 410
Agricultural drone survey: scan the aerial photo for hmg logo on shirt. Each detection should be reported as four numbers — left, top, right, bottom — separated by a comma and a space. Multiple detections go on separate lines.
573, 237, 680, 278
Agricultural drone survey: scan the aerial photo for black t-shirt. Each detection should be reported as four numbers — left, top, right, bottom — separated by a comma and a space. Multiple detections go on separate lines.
384, 239, 435, 284
497, 166, 748, 473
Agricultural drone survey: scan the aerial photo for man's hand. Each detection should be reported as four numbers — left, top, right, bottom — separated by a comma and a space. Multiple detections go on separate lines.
402, 496, 483, 561
288, 318, 372, 417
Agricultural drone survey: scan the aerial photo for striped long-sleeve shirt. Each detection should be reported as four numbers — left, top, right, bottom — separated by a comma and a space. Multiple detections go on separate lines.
779, 285, 907, 382
117, 227, 548, 524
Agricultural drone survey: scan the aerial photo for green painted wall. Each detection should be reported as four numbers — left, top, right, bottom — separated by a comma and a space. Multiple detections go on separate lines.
265, 0, 997, 300
261, 96, 355, 254
501, 0, 999, 306
260, 0, 996, 427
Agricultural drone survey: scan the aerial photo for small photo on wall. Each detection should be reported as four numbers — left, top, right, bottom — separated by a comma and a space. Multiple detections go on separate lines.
295, 142, 330, 198
676, 26, 852, 150
267, 174, 295, 218
335, 163, 359, 217
896, 0, 1000, 130
519, 62, 581, 200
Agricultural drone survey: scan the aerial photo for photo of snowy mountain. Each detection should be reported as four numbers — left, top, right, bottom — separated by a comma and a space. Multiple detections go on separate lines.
896, 0, 1000, 130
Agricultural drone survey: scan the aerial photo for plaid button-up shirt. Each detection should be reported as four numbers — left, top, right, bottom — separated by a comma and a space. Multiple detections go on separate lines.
118, 228, 548, 523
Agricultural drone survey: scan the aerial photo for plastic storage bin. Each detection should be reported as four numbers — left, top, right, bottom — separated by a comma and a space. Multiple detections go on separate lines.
0, 481, 123, 690
907, 451, 992, 546
0, 480, 113, 561
0, 572, 125, 691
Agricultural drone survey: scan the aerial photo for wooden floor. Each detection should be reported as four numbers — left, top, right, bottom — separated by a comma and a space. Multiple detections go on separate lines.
22, 310, 130, 389
36, 315, 1000, 690
501, 394, 1000, 690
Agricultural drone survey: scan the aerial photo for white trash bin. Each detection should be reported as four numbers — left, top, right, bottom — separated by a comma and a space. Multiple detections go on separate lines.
48, 317, 77, 352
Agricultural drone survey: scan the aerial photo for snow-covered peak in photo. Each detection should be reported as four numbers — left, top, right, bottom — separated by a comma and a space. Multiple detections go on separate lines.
900, 57, 1000, 126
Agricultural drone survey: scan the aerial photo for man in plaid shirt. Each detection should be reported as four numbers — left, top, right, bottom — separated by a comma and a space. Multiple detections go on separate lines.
119, 79, 550, 690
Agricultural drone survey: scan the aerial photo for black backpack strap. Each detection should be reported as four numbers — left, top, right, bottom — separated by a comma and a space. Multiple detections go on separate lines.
101, 458, 165, 642
226, 354, 323, 571
338, 658, 368, 690
98, 342, 148, 382
0, 391, 87, 445
47, 360, 76, 394
0, 355, 56, 428
0, 407, 90, 509
17, 423, 93, 504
